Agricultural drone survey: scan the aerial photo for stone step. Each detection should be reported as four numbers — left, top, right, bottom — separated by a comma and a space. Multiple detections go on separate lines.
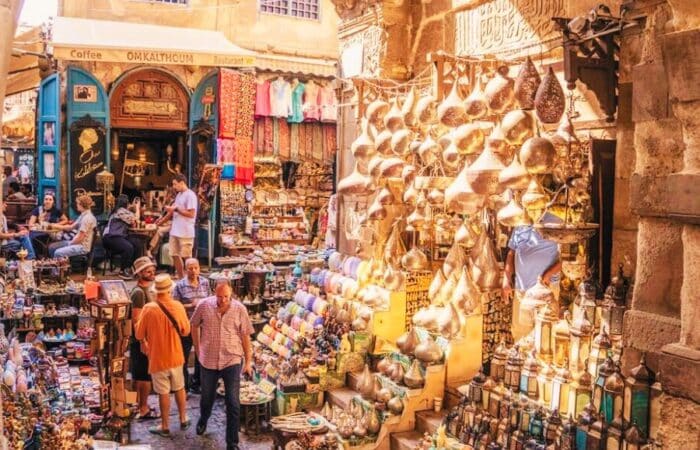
390, 431, 424, 450
327, 387, 358, 410
415, 410, 446, 435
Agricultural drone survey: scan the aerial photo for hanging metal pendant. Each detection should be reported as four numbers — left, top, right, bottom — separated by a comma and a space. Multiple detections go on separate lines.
484, 66, 515, 114
438, 81, 467, 127
514, 57, 541, 110
535, 67, 565, 124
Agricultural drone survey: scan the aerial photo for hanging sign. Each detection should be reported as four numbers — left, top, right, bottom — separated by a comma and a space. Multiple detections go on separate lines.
54, 47, 255, 68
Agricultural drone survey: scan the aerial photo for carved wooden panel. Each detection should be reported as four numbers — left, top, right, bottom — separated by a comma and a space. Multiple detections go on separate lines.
110, 69, 189, 130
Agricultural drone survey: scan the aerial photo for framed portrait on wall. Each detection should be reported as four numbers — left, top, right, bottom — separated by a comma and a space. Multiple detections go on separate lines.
73, 85, 97, 103
43, 153, 55, 179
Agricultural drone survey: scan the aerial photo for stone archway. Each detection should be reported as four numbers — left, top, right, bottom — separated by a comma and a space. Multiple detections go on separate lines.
109, 67, 190, 131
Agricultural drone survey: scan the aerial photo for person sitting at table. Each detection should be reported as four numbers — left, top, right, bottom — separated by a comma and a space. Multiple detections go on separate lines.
0, 202, 36, 259
6, 182, 26, 200
28, 192, 69, 227
48, 194, 97, 259
103, 194, 143, 280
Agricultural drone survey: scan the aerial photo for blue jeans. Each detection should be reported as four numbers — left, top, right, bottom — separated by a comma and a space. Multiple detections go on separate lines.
200, 364, 241, 446
49, 241, 87, 258
2, 235, 36, 259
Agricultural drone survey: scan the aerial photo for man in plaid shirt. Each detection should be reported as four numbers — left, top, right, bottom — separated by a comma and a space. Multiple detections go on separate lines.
191, 280, 253, 450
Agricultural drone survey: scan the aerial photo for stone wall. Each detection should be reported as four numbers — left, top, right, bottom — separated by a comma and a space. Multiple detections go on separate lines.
0, 0, 25, 134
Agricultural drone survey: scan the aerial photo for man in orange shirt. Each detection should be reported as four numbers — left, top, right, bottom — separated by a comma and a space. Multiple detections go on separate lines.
135, 273, 191, 437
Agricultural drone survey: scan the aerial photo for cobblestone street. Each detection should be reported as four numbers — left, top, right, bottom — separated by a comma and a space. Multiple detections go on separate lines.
129, 394, 273, 450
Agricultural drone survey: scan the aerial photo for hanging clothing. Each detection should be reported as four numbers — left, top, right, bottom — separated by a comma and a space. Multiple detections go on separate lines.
319, 84, 338, 123
302, 81, 321, 122
218, 70, 241, 139
288, 82, 305, 123
255, 80, 271, 117
269, 78, 292, 118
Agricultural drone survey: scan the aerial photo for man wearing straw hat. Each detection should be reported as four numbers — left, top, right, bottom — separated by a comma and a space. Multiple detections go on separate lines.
135, 273, 191, 437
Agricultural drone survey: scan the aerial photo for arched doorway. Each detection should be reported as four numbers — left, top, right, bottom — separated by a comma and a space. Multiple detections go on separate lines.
109, 67, 190, 199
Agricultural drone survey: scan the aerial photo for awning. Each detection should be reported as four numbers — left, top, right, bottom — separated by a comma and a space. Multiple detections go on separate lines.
6, 26, 43, 95
51, 16, 256, 67
253, 53, 337, 78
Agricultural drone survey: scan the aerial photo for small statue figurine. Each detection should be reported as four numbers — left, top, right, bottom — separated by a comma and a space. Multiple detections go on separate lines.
64, 323, 75, 340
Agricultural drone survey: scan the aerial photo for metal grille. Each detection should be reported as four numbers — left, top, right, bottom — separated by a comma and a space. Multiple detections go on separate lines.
260, 0, 319, 20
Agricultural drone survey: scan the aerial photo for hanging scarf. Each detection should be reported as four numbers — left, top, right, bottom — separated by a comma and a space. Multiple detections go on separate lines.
218, 69, 256, 184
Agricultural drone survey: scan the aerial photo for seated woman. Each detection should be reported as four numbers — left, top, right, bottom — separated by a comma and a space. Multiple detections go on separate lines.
0, 202, 36, 259
48, 195, 97, 259
103, 194, 142, 280
28, 193, 69, 257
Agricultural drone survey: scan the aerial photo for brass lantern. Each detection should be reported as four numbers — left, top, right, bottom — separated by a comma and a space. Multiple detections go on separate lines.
602, 264, 629, 343
544, 409, 562, 445
463, 400, 477, 431
569, 314, 593, 373
488, 381, 504, 418
623, 355, 653, 438
535, 298, 557, 364
508, 389, 522, 431
553, 311, 572, 368
606, 413, 624, 450
520, 352, 540, 400
602, 361, 625, 423
482, 376, 496, 412
568, 364, 593, 418
537, 363, 555, 406
576, 403, 596, 450
528, 407, 545, 442
550, 363, 572, 414
575, 276, 599, 326
593, 356, 615, 413
470, 367, 486, 406
492, 340, 508, 382
587, 415, 608, 450
505, 346, 524, 393
588, 327, 612, 379
649, 372, 663, 441
518, 394, 533, 434
500, 387, 514, 423
559, 414, 577, 450
622, 421, 646, 450
496, 417, 509, 447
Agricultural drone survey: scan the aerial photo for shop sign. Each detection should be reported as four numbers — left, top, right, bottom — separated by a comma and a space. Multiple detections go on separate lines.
455, 0, 565, 56
69, 115, 106, 214
123, 99, 179, 116
54, 46, 256, 67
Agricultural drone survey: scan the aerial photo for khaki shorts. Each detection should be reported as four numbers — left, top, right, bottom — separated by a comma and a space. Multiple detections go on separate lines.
169, 236, 193, 258
151, 367, 185, 394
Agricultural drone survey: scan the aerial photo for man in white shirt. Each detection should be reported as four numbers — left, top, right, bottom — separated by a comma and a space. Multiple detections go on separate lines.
156, 174, 197, 279
18, 163, 31, 184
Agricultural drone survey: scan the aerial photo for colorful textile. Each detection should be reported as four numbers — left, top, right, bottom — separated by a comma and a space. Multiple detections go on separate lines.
235, 138, 254, 185
312, 123, 323, 162
290, 124, 299, 160
320, 85, 338, 123
303, 81, 321, 121
237, 73, 256, 138
263, 117, 274, 156
253, 119, 263, 154
218, 70, 240, 139
217, 138, 236, 165
270, 78, 292, 118
278, 119, 290, 159
288, 82, 305, 123
255, 80, 271, 117
323, 124, 337, 162
298, 124, 307, 159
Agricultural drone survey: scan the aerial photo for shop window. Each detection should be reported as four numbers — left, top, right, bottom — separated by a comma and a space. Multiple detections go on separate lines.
260, 0, 320, 20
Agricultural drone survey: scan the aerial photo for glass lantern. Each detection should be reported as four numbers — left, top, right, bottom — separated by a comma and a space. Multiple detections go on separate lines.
603, 361, 625, 423
587, 416, 607, 450
576, 404, 596, 450
551, 363, 572, 414
520, 352, 540, 400
553, 311, 572, 368
568, 365, 593, 418
518, 394, 533, 434
463, 401, 477, 431
482, 377, 496, 412
537, 363, 555, 406
470, 367, 486, 406
496, 417, 509, 447
535, 299, 557, 364
492, 340, 508, 382
593, 356, 615, 413
488, 380, 504, 418
649, 372, 663, 441
569, 314, 593, 373
559, 414, 577, 450
574, 276, 599, 326
528, 407, 545, 442
500, 387, 514, 423
606, 413, 624, 450
600, 296, 625, 345
544, 409, 562, 445
623, 355, 653, 438
505, 346, 524, 393
588, 327, 612, 378
508, 389, 522, 430
622, 421, 646, 450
